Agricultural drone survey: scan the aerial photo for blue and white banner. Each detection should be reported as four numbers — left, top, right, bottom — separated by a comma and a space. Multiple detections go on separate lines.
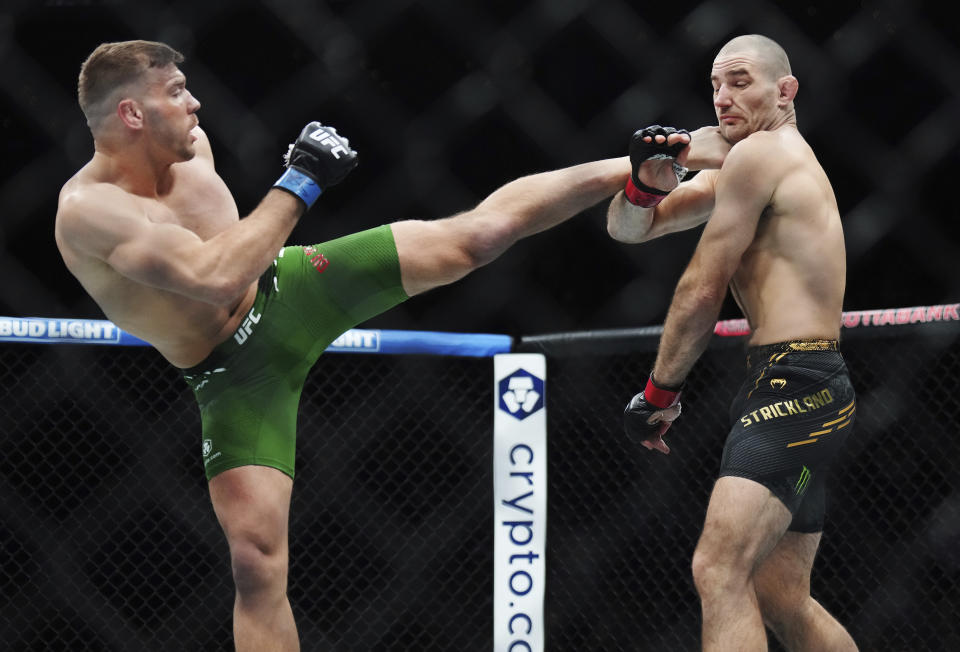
0, 317, 512, 357
327, 328, 512, 357
493, 354, 547, 652
0, 317, 146, 345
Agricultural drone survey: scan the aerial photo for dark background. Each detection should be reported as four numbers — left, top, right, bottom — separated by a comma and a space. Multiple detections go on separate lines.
2, 0, 958, 337
2, 325, 958, 651
2, 3, 960, 650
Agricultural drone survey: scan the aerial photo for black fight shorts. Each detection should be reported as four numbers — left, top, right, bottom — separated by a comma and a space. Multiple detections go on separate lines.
720, 340, 856, 533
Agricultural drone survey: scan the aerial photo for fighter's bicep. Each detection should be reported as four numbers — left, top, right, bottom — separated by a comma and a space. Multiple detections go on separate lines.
107, 222, 207, 288
59, 191, 205, 288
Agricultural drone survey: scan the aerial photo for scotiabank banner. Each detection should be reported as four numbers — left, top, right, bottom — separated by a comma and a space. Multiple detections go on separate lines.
493, 354, 547, 652
714, 303, 960, 337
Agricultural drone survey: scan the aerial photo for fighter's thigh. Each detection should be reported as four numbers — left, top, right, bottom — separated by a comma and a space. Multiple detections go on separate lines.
696, 476, 793, 570
390, 218, 474, 297
209, 465, 294, 549
290, 226, 408, 335
754, 531, 821, 616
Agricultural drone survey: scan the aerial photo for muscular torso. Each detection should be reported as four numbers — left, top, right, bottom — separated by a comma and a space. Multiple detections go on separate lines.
726, 128, 845, 344
55, 149, 257, 368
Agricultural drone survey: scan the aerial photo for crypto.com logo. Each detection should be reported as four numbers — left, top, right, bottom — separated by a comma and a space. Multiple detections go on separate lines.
498, 369, 544, 420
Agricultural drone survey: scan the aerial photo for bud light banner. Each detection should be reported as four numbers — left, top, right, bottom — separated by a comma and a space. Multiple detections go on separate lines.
493, 354, 547, 652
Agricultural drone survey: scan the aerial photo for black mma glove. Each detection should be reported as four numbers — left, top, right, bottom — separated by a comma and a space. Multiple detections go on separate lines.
273, 122, 358, 209
624, 125, 690, 208
623, 374, 683, 454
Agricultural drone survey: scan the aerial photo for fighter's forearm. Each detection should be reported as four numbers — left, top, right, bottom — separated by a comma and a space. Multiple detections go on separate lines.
191, 120, 354, 304
652, 269, 727, 387
607, 127, 725, 244
607, 192, 655, 243
193, 190, 303, 303
607, 178, 716, 244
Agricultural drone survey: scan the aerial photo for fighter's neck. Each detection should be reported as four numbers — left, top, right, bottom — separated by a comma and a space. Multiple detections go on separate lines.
90, 146, 175, 197
765, 108, 797, 132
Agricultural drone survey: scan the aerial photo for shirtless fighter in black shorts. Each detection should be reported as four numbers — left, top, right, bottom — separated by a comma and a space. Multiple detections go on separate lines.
608, 35, 859, 651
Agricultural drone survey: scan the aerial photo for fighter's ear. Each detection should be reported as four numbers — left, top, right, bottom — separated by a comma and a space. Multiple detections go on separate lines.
117, 98, 144, 130
778, 75, 799, 106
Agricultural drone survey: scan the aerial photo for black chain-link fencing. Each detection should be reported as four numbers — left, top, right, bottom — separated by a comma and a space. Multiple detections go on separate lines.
2, 322, 958, 651
525, 324, 960, 652
3, 1, 959, 334
2, 2, 959, 649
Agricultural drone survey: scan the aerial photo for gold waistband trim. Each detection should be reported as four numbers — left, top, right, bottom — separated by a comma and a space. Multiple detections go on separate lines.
746, 339, 839, 367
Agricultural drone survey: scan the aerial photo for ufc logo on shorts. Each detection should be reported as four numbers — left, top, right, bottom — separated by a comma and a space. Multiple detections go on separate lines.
308, 128, 348, 159
233, 307, 262, 345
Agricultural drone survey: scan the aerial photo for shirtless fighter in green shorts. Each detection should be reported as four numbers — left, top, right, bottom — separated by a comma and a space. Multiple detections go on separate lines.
54, 39, 733, 652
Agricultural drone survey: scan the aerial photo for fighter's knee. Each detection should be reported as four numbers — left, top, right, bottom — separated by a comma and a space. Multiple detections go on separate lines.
454, 209, 520, 269
691, 545, 722, 596
229, 535, 287, 598
691, 540, 749, 597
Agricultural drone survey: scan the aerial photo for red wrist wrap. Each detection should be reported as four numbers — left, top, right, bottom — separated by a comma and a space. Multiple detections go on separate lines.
644, 376, 681, 408
625, 178, 667, 207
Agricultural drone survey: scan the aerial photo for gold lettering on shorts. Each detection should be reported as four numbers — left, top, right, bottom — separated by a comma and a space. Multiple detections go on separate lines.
740, 388, 834, 427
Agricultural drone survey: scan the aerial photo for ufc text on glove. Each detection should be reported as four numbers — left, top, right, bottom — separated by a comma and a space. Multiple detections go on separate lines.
274, 122, 359, 209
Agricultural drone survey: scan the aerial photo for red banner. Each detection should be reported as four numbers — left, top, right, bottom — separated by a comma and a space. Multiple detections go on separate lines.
713, 304, 960, 337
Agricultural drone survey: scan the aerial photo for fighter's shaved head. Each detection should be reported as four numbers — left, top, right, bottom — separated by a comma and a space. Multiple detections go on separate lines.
717, 34, 792, 80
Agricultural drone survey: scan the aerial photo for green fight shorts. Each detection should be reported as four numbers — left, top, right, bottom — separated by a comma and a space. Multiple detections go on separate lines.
720, 340, 856, 533
181, 225, 408, 480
